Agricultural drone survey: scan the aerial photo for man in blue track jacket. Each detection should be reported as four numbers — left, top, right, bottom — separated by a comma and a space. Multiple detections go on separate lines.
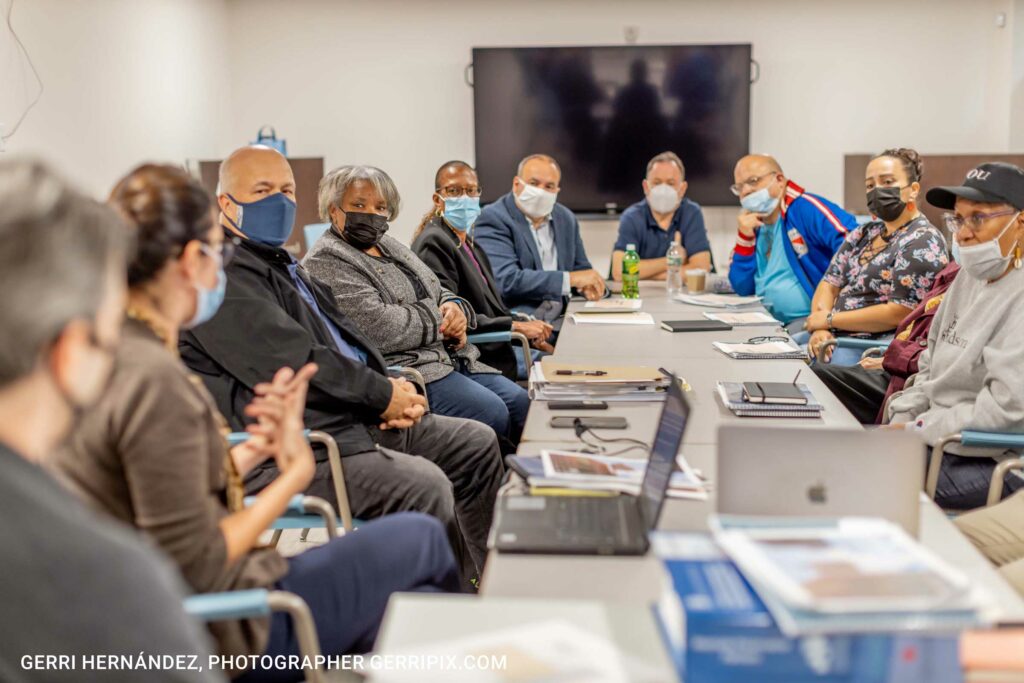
474, 154, 605, 322
728, 154, 856, 324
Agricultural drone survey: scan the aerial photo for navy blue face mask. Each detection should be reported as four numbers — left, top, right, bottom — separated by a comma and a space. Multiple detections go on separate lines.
225, 192, 296, 247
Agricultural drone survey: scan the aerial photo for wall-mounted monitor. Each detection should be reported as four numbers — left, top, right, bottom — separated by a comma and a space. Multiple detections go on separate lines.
472, 43, 752, 212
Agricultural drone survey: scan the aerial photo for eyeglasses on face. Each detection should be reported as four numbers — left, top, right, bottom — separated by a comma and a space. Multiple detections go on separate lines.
201, 236, 240, 265
942, 209, 1017, 235
437, 186, 482, 198
730, 172, 776, 197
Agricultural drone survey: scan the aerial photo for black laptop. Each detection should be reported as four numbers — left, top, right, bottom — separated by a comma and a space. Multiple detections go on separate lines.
489, 376, 691, 555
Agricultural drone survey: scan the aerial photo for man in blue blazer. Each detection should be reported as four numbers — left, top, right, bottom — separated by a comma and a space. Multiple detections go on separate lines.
475, 154, 605, 322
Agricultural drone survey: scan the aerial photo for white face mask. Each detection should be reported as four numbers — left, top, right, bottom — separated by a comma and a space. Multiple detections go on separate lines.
516, 179, 558, 219
647, 184, 681, 214
955, 212, 1021, 281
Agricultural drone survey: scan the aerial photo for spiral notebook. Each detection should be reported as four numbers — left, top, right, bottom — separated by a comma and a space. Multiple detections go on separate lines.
712, 340, 805, 360
716, 381, 822, 418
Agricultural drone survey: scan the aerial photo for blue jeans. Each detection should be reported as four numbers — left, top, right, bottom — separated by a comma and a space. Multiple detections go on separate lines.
513, 345, 548, 381
933, 451, 1024, 510
426, 364, 530, 442
237, 512, 460, 683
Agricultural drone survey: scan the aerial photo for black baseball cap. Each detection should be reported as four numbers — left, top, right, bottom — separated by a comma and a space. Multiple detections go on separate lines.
927, 162, 1024, 211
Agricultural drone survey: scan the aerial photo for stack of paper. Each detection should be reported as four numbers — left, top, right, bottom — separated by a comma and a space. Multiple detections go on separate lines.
674, 292, 762, 308
716, 381, 822, 418
536, 450, 709, 500
569, 311, 655, 325
578, 298, 643, 312
703, 311, 781, 326
712, 339, 805, 360
710, 516, 989, 636
529, 360, 669, 402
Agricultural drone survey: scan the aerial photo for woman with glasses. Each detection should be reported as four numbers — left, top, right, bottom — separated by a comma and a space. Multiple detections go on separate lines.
304, 165, 530, 447
797, 149, 948, 365
886, 162, 1024, 510
412, 161, 553, 381
54, 164, 460, 681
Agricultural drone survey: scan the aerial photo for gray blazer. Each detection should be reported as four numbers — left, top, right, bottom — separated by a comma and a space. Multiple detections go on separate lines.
303, 228, 496, 382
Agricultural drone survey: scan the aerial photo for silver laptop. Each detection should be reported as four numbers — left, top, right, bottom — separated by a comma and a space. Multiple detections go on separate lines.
716, 425, 926, 535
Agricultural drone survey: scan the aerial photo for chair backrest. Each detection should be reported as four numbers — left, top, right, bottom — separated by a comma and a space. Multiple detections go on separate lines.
304, 223, 331, 251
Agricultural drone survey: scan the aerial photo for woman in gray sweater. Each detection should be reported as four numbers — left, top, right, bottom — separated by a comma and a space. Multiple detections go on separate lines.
304, 165, 529, 444
887, 163, 1024, 510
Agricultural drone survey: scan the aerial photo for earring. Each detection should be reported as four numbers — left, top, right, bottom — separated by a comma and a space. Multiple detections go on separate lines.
1015, 244, 1022, 269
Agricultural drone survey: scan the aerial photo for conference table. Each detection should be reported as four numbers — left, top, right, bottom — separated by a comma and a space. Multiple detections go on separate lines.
480, 280, 1024, 621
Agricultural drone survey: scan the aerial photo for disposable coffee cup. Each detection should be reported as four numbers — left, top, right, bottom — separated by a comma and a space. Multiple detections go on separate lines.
686, 269, 707, 292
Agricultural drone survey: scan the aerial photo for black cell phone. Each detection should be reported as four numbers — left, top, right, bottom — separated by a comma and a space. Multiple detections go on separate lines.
548, 400, 609, 410
549, 416, 629, 430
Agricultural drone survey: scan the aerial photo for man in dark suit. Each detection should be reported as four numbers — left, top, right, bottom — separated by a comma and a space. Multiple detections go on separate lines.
179, 146, 503, 586
474, 154, 605, 322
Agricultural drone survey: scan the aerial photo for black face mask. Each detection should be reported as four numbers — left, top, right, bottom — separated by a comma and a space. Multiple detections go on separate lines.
866, 186, 908, 222
340, 212, 389, 250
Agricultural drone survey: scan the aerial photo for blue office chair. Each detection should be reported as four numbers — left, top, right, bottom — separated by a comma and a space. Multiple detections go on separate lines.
184, 589, 327, 683
466, 330, 534, 375
927, 431, 1024, 506
303, 223, 330, 251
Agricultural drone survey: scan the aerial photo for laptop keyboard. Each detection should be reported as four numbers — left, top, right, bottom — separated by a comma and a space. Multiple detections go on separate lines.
554, 498, 631, 544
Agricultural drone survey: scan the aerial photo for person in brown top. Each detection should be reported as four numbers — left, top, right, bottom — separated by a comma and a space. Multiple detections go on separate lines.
53, 164, 460, 682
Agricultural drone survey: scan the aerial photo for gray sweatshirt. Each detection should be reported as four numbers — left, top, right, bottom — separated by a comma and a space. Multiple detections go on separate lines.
888, 263, 1024, 454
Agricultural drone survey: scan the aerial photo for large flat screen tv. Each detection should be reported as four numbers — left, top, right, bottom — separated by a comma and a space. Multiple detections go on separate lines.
472, 44, 751, 211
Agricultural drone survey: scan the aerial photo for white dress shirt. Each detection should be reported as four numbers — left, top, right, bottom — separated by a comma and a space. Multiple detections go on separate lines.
529, 217, 570, 295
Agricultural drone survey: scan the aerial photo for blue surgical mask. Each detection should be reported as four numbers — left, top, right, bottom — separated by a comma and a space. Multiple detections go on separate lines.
951, 239, 961, 265
740, 187, 780, 215
185, 244, 227, 329
442, 196, 482, 233
225, 192, 296, 247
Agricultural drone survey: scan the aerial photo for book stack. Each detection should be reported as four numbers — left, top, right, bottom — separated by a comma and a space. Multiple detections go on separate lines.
651, 530, 968, 683
709, 516, 989, 637
528, 359, 670, 402
716, 381, 823, 418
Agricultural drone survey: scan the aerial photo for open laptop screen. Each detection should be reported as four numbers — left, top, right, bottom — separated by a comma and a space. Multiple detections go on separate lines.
639, 377, 690, 529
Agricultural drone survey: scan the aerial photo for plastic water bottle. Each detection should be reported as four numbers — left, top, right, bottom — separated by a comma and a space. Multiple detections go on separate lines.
666, 235, 683, 296
622, 244, 640, 299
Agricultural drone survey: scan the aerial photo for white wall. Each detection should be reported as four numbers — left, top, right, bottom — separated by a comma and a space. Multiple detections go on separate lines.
1, 0, 232, 198
223, 0, 1021, 252
3, 0, 1023, 263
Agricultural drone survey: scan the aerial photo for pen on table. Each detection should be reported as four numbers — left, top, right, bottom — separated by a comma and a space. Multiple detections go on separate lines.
555, 369, 607, 376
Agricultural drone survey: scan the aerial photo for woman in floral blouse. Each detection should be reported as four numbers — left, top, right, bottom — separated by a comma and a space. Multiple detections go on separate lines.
801, 148, 948, 364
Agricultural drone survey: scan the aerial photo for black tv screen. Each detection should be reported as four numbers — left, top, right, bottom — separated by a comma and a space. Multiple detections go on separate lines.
472, 44, 751, 211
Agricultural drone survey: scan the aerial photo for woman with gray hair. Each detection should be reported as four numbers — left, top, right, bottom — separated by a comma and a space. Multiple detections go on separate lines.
304, 165, 529, 445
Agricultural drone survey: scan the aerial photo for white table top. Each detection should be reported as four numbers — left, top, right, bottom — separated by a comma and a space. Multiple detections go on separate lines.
486, 283, 1024, 623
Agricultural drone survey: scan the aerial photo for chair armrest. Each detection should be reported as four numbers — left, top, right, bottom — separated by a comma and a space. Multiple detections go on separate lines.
466, 331, 511, 343
308, 430, 353, 532
184, 590, 325, 682
926, 433, 962, 500
242, 494, 338, 538
989, 458, 1024, 506
466, 331, 534, 373
962, 430, 1024, 450
184, 588, 271, 621
816, 337, 891, 364
231, 430, 352, 533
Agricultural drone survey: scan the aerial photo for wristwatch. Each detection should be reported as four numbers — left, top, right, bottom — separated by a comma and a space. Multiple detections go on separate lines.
825, 310, 836, 332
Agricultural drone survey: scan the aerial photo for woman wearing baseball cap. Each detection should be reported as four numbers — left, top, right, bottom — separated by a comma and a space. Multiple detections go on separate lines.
887, 162, 1024, 513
